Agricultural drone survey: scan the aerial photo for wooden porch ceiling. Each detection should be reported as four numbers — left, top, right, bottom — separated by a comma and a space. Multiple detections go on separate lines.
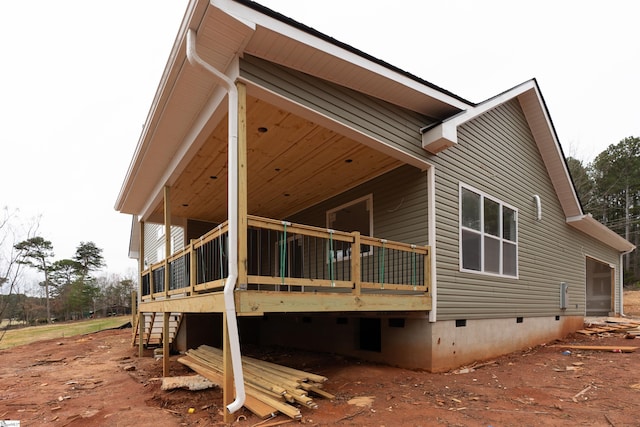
151, 95, 403, 223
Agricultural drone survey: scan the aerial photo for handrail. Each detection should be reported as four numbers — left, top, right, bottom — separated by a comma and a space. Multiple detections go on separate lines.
140, 215, 430, 297
247, 215, 353, 241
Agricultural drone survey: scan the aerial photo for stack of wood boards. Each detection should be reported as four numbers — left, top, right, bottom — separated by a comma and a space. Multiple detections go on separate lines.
578, 318, 640, 336
178, 345, 334, 419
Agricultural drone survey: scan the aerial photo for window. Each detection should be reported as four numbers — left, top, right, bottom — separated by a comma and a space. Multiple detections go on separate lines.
326, 194, 373, 260
155, 233, 175, 263
460, 184, 517, 277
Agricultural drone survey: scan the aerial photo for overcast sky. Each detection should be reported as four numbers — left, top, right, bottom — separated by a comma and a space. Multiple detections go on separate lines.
1, 0, 639, 279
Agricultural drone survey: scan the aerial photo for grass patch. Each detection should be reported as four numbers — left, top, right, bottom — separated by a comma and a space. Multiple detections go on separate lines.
0, 316, 131, 350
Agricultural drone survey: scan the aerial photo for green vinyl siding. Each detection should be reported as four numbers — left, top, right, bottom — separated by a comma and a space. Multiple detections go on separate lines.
143, 223, 185, 265
428, 99, 620, 320
289, 165, 429, 247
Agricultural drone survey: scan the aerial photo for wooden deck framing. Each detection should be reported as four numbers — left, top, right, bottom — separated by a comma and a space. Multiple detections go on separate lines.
138, 290, 432, 315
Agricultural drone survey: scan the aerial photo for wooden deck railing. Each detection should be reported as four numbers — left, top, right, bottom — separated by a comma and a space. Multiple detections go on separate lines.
140, 215, 430, 301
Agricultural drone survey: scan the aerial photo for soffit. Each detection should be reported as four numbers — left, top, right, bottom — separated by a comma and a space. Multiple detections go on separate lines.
115, 4, 255, 215
216, 0, 470, 117
242, 27, 462, 119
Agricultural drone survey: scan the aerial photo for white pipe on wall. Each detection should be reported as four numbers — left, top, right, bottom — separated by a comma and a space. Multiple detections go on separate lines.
533, 194, 542, 221
186, 28, 245, 414
620, 248, 634, 316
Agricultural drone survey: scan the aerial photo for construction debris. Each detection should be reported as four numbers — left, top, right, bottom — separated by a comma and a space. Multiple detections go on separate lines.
572, 385, 592, 402
177, 345, 334, 420
578, 318, 640, 336
161, 375, 218, 391
552, 344, 638, 353
451, 360, 497, 375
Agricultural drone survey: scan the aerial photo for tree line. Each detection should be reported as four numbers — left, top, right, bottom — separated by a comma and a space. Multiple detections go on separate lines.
568, 136, 640, 285
0, 209, 133, 326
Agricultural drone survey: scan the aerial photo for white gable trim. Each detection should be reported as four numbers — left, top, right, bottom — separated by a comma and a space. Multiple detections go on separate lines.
422, 80, 538, 153
422, 79, 635, 254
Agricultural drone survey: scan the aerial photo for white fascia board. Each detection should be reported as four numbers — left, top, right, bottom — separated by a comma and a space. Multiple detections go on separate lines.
567, 214, 636, 253
518, 83, 582, 218
115, 1, 209, 213
212, 0, 469, 111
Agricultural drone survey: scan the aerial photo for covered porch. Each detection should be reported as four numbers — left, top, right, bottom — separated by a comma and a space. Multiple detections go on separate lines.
130, 68, 437, 316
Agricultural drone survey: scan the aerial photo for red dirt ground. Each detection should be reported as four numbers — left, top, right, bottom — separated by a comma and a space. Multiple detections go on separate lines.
2, 291, 640, 426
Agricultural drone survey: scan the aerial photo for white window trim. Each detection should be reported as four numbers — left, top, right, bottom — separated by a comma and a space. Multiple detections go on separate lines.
458, 183, 519, 278
326, 194, 374, 261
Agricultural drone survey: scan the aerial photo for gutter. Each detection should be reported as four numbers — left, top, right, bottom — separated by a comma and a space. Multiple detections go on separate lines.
185, 28, 245, 414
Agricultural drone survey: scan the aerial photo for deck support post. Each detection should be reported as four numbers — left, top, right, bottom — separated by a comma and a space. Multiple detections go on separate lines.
163, 187, 171, 377
163, 311, 170, 377
164, 186, 171, 298
138, 312, 145, 358
138, 220, 145, 357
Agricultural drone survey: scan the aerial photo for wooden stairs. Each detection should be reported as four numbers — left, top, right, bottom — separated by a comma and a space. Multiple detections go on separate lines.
132, 312, 182, 348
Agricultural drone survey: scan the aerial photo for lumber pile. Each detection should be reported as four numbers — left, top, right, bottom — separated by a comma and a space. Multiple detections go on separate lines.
578, 318, 640, 336
177, 345, 334, 419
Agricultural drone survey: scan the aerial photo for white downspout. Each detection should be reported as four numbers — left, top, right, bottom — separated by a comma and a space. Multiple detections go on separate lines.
427, 165, 437, 323
620, 248, 634, 316
186, 28, 245, 414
